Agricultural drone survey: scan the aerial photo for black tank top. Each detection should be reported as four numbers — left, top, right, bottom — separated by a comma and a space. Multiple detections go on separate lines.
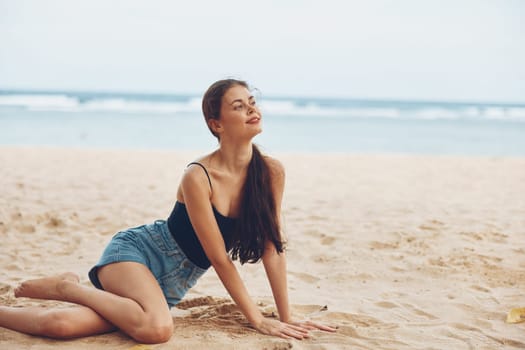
167, 162, 236, 269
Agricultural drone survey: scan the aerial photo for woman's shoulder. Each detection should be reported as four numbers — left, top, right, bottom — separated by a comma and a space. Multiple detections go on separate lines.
263, 155, 285, 179
181, 154, 214, 189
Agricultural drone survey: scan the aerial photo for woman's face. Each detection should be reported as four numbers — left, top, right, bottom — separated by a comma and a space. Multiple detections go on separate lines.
215, 85, 262, 141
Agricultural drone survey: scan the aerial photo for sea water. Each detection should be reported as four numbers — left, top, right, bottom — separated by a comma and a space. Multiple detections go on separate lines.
0, 90, 524, 156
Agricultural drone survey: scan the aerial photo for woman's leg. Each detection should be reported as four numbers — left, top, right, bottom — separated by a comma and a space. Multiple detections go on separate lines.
0, 305, 115, 339
10, 262, 175, 343
1, 273, 114, 338
13, 272, 80, 299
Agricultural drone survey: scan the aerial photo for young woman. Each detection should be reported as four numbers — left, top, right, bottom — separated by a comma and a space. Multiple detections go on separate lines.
0, 79, 336, 343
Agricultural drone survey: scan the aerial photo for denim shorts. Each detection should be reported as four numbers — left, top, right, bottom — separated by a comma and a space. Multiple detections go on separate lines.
88, 220, 207, 308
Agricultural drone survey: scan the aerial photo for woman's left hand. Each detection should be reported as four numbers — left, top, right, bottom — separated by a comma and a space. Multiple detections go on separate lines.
285, 319, 338, 333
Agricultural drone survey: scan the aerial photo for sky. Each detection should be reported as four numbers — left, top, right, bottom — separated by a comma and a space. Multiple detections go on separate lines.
1, 0, 524, 102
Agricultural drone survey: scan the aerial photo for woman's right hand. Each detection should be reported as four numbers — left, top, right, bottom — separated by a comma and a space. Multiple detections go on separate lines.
254, 317, 311, 340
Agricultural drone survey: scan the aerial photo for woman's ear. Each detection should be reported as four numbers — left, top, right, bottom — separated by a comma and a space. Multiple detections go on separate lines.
208, 119, 223, 135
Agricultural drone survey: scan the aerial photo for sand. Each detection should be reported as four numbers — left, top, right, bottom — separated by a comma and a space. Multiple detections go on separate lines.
0, 147, 524, 349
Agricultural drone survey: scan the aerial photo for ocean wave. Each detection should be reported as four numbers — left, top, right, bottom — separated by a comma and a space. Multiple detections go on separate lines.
0, 94, 79, 110
261, 101, 402, 118
81, 98, 201, 113
1, 93, 524, 121
0, 94, 202, 114
262, 102, 525, 121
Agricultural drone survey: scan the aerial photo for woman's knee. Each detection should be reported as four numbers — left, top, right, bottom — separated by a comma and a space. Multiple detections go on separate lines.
38, 310, 77, 339
129, 317, 174, 344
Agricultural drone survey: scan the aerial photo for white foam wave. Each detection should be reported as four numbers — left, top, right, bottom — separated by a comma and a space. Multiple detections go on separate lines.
482, 107, 525, 121
0, 94, 79, 110
0, 94, 202, 114
261, 101, 401, 118
81, 98, 201, 113
507, 108, 525, 120
262, 102, 525, 121
1, 93, 524, 121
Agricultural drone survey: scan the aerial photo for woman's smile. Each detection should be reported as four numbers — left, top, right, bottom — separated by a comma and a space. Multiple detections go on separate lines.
246, 116, 261, 124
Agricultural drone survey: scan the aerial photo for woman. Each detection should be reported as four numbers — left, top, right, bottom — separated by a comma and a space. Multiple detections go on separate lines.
0, 79, 336, 343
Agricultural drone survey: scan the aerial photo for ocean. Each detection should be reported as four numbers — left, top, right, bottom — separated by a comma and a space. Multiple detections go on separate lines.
1, 90, 524, 156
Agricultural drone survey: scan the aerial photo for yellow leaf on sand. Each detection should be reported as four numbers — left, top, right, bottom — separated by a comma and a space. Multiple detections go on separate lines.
128, 345, 152, 350
506, 308, 525, 324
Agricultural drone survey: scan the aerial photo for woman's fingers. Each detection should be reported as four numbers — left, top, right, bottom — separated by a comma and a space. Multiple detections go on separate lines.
288, 319, 338, 333
257, 318, 309, 340
296, 322, 317, 331
288, 323, 310, 333
281, 324, 309, 340
257, 318, 336, 340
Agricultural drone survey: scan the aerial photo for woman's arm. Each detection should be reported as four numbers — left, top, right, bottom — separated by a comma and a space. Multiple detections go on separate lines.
262, 243, 291, 322
181, 165, 309, 339
263, 158, 338, 333
262, 158, 291, 321
181, 166, 262, 325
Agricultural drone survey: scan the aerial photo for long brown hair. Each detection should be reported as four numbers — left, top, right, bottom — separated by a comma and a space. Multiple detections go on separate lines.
202, 79, 285, 264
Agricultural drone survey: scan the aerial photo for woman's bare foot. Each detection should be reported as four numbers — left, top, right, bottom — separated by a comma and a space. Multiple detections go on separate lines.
14, 272, 80, 300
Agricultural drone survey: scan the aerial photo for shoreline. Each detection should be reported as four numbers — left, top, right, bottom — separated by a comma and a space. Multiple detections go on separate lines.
1, 147, 524, 349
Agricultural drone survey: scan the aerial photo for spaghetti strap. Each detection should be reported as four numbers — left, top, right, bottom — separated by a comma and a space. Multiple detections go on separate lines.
187, 162, 213, 191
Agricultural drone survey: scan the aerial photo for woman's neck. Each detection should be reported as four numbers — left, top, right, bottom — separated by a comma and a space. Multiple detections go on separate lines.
214, 141, 253, 174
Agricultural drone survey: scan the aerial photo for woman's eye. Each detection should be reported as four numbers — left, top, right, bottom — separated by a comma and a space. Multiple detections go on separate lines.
234, 105, 243, 110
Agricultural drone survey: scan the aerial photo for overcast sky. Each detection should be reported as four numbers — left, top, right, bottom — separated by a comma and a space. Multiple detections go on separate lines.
1, 0, 524, 102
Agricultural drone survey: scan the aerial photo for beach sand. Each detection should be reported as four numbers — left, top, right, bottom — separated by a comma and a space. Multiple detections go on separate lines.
0, 147, 524, 349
